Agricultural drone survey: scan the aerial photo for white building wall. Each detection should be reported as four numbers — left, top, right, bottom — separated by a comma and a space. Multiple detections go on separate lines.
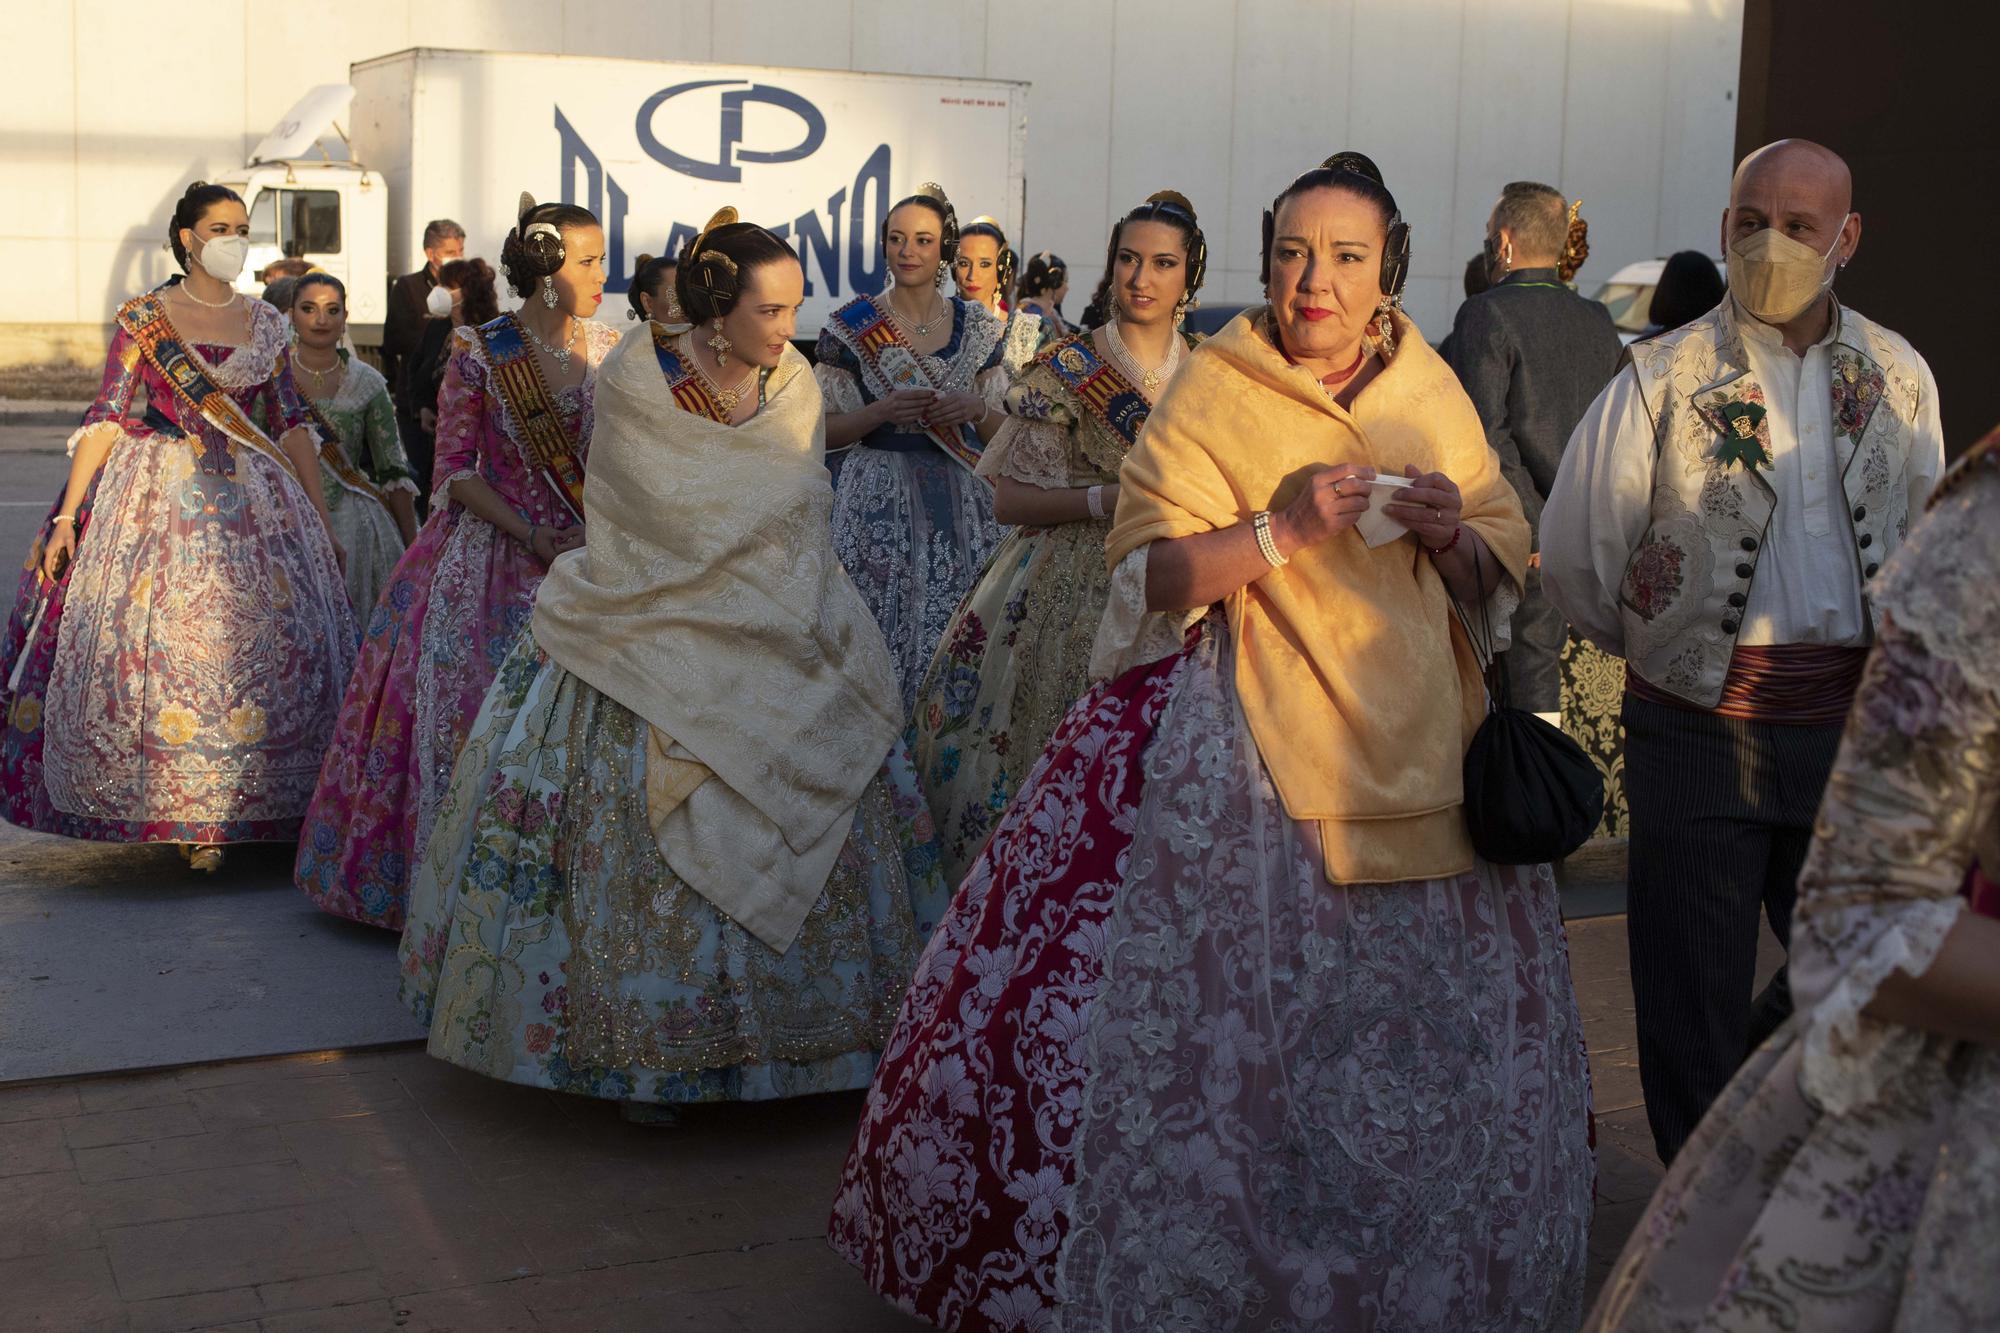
2, 0, 1743, 358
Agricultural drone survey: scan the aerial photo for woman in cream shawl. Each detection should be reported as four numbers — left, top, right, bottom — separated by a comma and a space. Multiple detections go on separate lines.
831, 156, 1592, 1332
398, 214, 949, 1109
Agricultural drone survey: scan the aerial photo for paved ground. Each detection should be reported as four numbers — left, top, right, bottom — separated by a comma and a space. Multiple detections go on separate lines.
2, 898, 1783, 1333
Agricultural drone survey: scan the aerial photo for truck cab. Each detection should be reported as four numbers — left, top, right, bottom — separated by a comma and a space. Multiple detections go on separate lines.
211, 86, 389, 345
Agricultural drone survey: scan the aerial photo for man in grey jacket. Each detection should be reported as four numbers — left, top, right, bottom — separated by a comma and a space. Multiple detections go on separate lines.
1445, 182, 1622, 712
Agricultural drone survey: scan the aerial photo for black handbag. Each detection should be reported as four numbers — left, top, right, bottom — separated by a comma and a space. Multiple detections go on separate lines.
1451, 546, 1605, 865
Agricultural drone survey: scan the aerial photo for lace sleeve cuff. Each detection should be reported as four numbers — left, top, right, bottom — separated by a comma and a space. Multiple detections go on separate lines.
64, 420, 121, 459
430, 467, 478, 512
1799, 897, 1965, 1115
975, 415, 1073, 489
815, 363, 865, 415
1090, 547, 1203, 681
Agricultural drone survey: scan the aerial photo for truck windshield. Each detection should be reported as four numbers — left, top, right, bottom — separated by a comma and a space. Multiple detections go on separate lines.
283, 190, 342, 257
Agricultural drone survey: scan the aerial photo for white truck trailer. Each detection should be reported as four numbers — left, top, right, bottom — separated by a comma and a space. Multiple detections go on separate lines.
211, 48, 1028, 345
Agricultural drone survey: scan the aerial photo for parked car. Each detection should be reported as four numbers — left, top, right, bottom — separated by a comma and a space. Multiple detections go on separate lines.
1590, 256, 1725, 344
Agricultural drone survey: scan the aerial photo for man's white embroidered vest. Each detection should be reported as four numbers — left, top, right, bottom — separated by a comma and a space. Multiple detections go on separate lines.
1618, 300, 1928, 707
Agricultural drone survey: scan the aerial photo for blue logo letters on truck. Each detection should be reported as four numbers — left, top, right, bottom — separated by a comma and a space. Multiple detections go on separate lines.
637, 81, 827, 183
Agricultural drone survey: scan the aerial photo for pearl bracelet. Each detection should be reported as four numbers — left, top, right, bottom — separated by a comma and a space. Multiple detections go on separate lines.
1086, 485, 1106, 520
1253, 510, 1287, 568
51, 515, 76, 526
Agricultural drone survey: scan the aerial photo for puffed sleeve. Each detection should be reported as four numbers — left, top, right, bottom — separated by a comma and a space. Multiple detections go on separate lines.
974, 380, 1077, 489
1790, 463, 2000, 1116
66, 323, 143, 456
430, 329, 485, 510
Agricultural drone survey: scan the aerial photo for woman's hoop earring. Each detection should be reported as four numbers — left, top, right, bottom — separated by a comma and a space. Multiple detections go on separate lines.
708, 318, 732, 367
541, 275, 559, 309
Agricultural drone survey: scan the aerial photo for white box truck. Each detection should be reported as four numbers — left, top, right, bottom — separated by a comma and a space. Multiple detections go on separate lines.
213, 48, 1029, 345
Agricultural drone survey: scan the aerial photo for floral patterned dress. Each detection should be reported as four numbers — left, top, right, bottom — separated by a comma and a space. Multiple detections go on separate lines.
816, 296, 1011, 711
910, 332, 1171, 888
307, 352, 417, 617
0, 292, 355, 843
294, 316, 616, 929
833, 594, 1595, 1330
1586, 444, 2000, 1333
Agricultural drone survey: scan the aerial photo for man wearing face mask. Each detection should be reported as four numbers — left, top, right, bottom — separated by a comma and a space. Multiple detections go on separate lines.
381, 218, 465, 420
1540, 140, 1945, 1164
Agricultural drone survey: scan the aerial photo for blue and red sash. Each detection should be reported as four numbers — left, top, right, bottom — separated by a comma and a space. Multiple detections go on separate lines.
650, 326, 740, 425
474, 314, 588, 521
825, 296, 983, 472
1037, 334, 1153, 450
115, 292, 298, 480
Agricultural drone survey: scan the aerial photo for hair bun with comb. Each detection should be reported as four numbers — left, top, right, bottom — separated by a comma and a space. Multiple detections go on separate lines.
1145, 189, 1198, 223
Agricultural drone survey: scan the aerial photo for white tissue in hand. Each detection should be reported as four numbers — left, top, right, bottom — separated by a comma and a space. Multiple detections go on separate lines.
1355, 476, 1414, 548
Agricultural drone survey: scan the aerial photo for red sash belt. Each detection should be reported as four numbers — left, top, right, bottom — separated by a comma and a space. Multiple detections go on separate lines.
1629, 643, 1870, 726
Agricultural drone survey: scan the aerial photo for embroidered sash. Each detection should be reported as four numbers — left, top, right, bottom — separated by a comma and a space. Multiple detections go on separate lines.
651, 325, 746, 425
474, 314, 588, 521
1039, 334, 1152, 451
825, 295, 983, 472
299, 396, 392, 508
114, 293, 299, 480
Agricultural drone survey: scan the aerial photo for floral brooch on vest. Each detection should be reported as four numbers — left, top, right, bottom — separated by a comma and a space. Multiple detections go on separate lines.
1700, 384, 1773, 473
1831, 350, 1886, 441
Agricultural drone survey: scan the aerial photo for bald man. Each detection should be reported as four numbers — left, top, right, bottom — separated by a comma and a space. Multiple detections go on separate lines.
1540, 140, 1944, 1162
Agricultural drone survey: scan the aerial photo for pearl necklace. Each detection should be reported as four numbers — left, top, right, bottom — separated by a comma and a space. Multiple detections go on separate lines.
687, 337, 758, 416
1105, 320, 1182, 395
290, 348, 343, 396
523, 316, 578, 372
884, 290, 947, 339
178, 282, 239, 310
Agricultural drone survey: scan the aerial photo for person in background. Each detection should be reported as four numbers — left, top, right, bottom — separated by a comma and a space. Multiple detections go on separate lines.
1643, 248, 1728, 337
286, 273, 420, 614
1013, 249, 1069, 343
623, 252, 681, 324
1445, 182, 1621, 719
1542, 139, 1946, 1165
1434, 250, 1495, 364
817, 184, 1011, 710
382, 218, 465, 425
0, 182, 354, 873
400, 257, 500, 506
259, 258, 313, 314
956, 216, 1043, 374
296, 197, 613, 932
1586, 429, 2000, 1332
911, 191, 1205, 889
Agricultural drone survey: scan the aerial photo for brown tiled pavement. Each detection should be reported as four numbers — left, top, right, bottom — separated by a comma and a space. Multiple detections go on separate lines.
0, 913, 1782, 1332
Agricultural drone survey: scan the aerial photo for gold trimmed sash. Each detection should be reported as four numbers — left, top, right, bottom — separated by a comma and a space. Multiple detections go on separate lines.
114, 292, 298, 480
474, 314, 589, 521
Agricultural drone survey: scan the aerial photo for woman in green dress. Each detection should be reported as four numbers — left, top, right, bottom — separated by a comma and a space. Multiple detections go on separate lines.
911, 191, 1206, 887
287, 274, 419, 614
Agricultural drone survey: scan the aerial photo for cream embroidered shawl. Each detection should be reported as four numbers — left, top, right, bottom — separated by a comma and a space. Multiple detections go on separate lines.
531, 324, 901, 951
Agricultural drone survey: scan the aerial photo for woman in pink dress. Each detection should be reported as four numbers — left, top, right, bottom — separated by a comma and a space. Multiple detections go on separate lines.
295, 196, 615, 929
0, 183, 354, 873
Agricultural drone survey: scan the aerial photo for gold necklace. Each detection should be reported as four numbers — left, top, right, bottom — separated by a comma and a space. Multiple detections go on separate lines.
290, 348, 343, 395
884, 289, 947, 338
687, 338, 757, 415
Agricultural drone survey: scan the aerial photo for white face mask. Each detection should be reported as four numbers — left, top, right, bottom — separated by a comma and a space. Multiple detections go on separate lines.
426, 285, 455, 318
1726, 218, 1847, 325
192, 234, 249, 284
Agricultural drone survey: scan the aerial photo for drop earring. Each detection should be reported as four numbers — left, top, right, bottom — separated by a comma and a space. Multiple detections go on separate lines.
935, 261, 949, 290
541, 275, 559, 309
1374, 299, 1398, 356
1173, 292, 1191, 329
708, 318, 732, 367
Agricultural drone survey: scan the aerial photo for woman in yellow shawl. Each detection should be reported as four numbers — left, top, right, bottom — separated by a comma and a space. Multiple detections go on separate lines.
832, 155, 1592, 1331
398, 214, 949, 1111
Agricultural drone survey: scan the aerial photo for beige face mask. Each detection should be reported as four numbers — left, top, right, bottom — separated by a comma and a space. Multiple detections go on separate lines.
1726, 219, 1847, 325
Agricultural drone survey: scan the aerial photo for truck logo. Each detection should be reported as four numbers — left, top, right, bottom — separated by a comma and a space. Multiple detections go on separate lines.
636, 81, 827, 183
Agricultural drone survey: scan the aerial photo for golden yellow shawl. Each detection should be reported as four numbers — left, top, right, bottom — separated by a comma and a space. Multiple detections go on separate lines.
1108, 308, 1528, 884
531, 325, 901, 951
